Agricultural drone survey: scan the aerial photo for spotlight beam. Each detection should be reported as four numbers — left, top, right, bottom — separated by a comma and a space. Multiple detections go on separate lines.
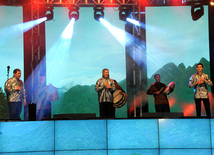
126, 18, 145, 29
99, 18, 125, 46
0, 17, 46, 45
61, 18, 75, 39
100, 18, 161, 69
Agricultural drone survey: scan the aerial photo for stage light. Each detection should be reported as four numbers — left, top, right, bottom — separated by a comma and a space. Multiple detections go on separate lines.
119, 5, 131, 21
45, 6, 54, 21
191, 1, 204, 21
211, 0, 214, 6
94, 5, 104, 21
68, 5, 79, 21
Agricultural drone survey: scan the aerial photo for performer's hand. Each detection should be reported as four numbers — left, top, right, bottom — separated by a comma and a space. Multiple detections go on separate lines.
170, 83, 176, 89
197, 80, 203, 85
200, 77, 205, 82
105, 82, 111, 89
154, 91, 161, 95
16, 86, 21, 90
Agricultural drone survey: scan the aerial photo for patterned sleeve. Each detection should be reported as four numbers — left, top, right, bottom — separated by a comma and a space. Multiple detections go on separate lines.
95, 79, 105, 92
110, 80, 116, 92
204, 74, 213, 86
188, 74, 196, 88
22, 82, 26, 100
4, 79, 16, 94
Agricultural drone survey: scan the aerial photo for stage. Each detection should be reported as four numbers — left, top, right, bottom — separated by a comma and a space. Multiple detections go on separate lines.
0, 118, 213, 154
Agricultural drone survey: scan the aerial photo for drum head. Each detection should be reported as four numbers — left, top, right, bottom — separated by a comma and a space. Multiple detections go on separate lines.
113, 90, 127, 108
113, 95, 127, 108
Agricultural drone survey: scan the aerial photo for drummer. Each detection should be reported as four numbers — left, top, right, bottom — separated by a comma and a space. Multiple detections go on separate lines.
95, 69, 116, 118
147, 74, 175, 112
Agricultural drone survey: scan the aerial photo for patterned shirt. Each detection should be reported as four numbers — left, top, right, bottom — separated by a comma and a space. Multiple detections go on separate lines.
95, 77, 116, 103
4, 77, 26, 102
189, 73, 213, 99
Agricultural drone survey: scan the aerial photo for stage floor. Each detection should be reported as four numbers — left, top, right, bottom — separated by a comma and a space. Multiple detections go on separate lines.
0, 119, 213, 154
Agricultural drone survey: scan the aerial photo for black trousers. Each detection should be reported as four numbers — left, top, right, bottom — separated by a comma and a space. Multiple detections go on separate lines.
99, 102, 115, 118
194, 98, 211, 117
155, 104, 170, 113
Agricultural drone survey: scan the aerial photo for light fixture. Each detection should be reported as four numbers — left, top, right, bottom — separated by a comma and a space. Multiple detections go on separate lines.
211, 0, 214, 6
45, 5, 54, 21
191, 1, 204, 21
119, 5, 131, 21
94, 5, 104, 21
68, 5, 79, 21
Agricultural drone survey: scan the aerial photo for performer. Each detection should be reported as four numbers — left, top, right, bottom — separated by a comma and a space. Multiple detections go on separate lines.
4, 68, 26, 119
188, 63, 213, 118
95, 68, 116, 118
34, 76, 58, 120
147, 74, 175, 112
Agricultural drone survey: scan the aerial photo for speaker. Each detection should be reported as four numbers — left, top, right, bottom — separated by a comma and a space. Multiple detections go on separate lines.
142, 113, 164, 118
163, 112, 184, 118
28, 103, 36, 121
53, 114, 75, 120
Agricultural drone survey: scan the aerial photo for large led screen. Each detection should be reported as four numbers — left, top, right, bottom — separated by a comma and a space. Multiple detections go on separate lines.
146, 6, 211, 116
45, 7, 127, 118
0, 6, 24, 119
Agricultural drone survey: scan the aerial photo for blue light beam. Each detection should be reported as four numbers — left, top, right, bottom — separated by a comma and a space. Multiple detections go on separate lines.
0, 17, 47, 45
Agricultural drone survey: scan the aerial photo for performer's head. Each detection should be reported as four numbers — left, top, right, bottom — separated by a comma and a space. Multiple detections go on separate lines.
13, 68, 21, 79
196, 63, 203, 73
102, 68, 109, 79
154, 74, 160, 83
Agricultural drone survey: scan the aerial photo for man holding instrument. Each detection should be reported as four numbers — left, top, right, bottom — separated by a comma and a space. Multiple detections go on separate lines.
95, 68, 116, 118
147, 74, 175, 112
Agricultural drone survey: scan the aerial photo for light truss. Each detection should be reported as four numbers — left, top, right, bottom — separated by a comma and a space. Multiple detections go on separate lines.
33, 0, 138, 7
31, 1, 42, 102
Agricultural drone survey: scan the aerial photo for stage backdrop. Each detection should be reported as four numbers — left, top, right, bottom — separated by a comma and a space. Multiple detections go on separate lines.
0, 5, 211, 119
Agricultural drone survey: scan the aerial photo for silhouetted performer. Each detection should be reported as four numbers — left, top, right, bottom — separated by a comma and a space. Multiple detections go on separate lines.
34, 76, 58, 120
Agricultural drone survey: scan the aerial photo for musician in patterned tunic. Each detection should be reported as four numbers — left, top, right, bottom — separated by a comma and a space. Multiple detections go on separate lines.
4, 68, 26, 119
95, 68, 116, 118
189, 63, 213, 118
